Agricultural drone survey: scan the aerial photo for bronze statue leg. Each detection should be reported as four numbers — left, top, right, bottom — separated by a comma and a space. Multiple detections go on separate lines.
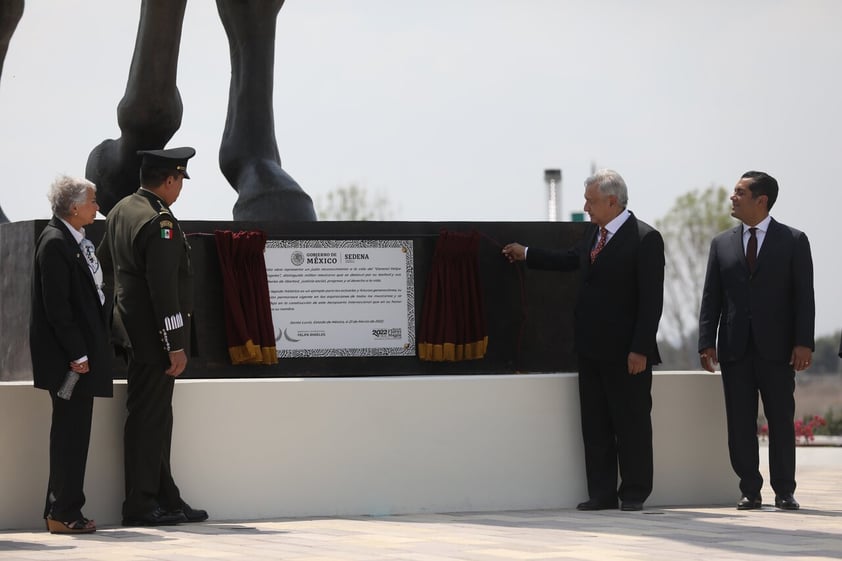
86, 0, 188, 215
216, 0, 316, 221
0, 0, 24, 223
0, 0, 22, 80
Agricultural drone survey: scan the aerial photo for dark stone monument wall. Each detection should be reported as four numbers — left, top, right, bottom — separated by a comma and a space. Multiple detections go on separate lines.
0, 220, 586, 380
0, 220, 39, 380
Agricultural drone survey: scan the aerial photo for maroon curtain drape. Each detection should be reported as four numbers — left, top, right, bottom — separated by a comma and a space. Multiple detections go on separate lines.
214, 230, 278, 365
418, 229, 487, 361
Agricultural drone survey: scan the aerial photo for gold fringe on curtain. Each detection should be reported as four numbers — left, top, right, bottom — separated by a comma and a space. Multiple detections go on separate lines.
214, 230, 278, 365
418, 229, 487, 362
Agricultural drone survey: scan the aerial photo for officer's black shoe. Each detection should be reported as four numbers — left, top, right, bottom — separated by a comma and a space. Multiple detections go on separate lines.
171, 500, 209, 522
122, 506, 184, 527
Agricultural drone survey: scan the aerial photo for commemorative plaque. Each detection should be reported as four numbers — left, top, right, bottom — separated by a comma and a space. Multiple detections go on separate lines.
264, 240, 415, 357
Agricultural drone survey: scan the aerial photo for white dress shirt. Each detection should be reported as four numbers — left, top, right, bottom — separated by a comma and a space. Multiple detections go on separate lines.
742, 214, 772, 255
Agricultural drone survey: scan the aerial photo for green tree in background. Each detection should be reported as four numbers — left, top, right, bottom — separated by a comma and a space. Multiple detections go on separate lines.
656, 186, 734, 369
316, 184, 396, 221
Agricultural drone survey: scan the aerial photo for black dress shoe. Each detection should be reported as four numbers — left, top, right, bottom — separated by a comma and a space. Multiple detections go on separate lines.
621, 501, 644, 511
171, 500, 209, 522
122, 506, 184, 527
576, 499, 618, 511
736, 495, 762, 510
775, 494, 800, 510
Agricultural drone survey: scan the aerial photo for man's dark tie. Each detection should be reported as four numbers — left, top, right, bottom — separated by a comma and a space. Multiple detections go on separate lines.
746, 227, 757, 273
590, 227, 608, 264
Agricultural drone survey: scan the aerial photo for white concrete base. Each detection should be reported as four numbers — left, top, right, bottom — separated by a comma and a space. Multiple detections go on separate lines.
0, 373, 735, 530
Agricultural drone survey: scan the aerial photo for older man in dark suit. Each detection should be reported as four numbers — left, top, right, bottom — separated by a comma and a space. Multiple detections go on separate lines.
503, 169, 665, 512
699, 170, 814, 511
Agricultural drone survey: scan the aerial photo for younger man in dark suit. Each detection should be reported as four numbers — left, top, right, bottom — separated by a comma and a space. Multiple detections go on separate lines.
698, 171, 814, 511
503, 169, 665, 511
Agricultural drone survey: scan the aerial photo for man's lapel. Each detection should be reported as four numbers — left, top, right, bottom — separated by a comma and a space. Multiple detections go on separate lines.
753, 218, 780, 274
599, 212, 636, 260
729, 225, 748, 273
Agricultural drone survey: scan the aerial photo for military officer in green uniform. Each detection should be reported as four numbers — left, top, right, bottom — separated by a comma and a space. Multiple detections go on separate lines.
98, 147, 208, 526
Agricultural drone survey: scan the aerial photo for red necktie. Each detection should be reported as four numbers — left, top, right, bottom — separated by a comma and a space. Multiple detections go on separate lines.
590, 227, 608, 264
746, 227, 757, 273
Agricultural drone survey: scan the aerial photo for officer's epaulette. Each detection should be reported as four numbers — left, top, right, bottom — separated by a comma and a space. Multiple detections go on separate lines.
155, 200, 172, 216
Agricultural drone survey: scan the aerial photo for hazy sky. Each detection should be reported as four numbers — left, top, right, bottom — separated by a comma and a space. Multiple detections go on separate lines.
1, 1, 840, 336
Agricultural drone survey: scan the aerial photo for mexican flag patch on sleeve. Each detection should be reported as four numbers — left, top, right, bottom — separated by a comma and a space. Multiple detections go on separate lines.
161, 228, 173, 239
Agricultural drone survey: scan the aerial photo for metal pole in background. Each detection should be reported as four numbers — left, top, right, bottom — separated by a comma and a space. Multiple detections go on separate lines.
544, 169, 561, 221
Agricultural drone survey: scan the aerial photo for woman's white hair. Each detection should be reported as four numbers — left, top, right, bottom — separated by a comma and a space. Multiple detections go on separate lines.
47, 175, 96, 218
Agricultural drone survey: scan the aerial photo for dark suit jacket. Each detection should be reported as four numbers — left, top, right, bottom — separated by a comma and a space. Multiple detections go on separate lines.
29, 217, 112, 397
527, 212, 665, 363
98, 189, 193, 365
698, 218, 815, 362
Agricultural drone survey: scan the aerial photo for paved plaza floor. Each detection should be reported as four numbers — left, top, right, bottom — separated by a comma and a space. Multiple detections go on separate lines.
1, 446, 840, 561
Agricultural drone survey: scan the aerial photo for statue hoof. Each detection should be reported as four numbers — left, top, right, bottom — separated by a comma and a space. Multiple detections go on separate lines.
86, 139, 142, 215
230, 159, 317, 222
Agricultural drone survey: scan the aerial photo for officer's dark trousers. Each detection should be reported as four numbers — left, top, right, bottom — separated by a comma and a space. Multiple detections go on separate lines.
122, 359, 182, 518
577, 354, 653, 504
44, 392, 94, 522
720, 340, 796, 498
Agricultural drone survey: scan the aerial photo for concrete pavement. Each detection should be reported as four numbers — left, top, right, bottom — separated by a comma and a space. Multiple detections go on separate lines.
1, 445, 840, 561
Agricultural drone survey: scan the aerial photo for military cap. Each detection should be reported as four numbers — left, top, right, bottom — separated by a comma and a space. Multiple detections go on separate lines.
137, 146, 196, 179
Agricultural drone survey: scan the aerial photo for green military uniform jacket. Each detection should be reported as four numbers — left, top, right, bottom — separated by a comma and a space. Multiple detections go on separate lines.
98, 188, 193, 365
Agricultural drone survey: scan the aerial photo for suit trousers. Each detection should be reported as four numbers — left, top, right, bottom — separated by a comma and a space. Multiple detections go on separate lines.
720, 340, 796, 498
44, 391, 94, 522
122, 358, 182, 517
577, 354, 653, 503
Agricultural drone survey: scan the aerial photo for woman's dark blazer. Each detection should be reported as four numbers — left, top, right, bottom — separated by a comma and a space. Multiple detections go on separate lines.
29, 217, 112, 397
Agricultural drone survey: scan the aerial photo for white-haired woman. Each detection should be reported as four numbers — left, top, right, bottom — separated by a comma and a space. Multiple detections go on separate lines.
29, 175, 112, 533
